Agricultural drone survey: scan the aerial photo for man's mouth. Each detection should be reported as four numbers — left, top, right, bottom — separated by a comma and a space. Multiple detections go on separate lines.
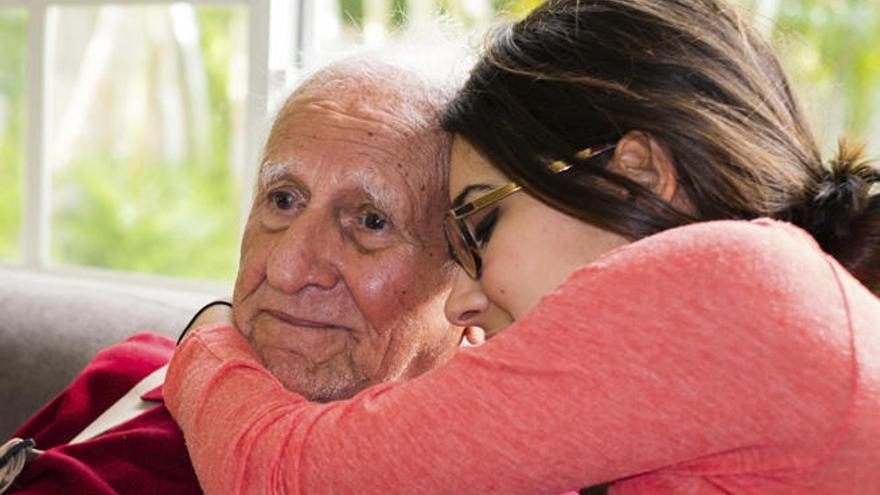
251, 309, 353, 363
264, 309, 344, 329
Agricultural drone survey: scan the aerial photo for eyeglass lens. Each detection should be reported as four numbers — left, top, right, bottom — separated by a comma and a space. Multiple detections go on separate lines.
444, 215, 479, 278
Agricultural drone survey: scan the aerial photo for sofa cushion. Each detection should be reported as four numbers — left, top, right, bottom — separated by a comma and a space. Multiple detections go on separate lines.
0, 269, 214, 439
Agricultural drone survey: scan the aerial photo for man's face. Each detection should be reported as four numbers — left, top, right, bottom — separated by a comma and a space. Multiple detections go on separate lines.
233, 86, 460, 401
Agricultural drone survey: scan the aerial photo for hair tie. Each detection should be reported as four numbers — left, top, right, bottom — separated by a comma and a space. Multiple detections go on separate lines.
796, 159, 879, 244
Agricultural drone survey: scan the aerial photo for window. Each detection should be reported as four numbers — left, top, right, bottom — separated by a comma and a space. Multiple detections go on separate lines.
1, 0, 877, 289
1, 0, 263, 288
303, 0, 528, 60
0, 0, 532, 288
46, 4, 248, 280
0, 9, 27, 261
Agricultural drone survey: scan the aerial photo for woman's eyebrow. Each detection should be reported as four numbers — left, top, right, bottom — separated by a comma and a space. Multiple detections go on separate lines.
451, 184, 493, 209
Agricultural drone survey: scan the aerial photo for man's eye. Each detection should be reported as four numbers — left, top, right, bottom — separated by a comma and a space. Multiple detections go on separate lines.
346, 208, 397, 252
259, 188, 305, 231
269, 191, 296, 211
360, 211, 389, 231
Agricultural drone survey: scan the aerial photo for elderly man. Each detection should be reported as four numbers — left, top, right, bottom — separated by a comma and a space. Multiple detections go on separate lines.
6, 57, 471, 494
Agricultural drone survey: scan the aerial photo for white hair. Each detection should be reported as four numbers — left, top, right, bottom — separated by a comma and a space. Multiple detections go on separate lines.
280, 17, 477, 115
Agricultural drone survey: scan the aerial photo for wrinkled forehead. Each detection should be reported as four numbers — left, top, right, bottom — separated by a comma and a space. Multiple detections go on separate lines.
269, 95, 423, 153
259, 92, 449, 239
266, 99, 435, 182
267, 64, 450, 167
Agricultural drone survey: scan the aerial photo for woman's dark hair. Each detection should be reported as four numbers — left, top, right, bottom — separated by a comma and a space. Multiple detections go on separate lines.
441, 0, 880, 295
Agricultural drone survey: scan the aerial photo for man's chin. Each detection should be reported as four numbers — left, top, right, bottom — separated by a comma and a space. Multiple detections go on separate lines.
263, 357, 369, 402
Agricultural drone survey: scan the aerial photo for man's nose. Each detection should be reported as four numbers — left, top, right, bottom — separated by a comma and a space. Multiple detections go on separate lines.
444, 269, 489, 327
265, 208, 341, 293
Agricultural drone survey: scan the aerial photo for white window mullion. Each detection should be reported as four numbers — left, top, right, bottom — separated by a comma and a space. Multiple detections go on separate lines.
239, 0, 272, 237
267, 0, 307, 95
295, 0, 312, 69
22, 3, 49, 270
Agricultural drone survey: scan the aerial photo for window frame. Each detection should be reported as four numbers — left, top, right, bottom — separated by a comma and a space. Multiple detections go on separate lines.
0, 0, 297, 292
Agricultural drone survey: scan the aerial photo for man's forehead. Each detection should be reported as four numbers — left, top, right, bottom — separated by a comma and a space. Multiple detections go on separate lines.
267, 91, 427, 162
286, 62, 434, 117
282, 95, 378, 125
276, 81, 410, 138
262, 100, 439, 205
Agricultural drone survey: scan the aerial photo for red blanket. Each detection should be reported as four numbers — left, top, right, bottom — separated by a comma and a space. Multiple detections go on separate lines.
12, 332, 201, 494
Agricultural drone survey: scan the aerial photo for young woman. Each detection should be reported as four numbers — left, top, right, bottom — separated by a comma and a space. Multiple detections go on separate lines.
164, 0, 880, 493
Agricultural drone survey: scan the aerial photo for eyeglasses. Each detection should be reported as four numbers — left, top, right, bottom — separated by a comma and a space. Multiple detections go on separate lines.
445, 143, 615, 279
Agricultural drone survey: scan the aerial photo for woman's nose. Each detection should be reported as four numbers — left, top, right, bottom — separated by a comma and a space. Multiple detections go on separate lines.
444, 269, 489, 327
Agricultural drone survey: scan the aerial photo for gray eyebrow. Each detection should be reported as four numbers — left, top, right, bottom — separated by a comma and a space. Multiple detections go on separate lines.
258, 159, 402, 223
258, 159, 302, 191
342, 169, 399, 216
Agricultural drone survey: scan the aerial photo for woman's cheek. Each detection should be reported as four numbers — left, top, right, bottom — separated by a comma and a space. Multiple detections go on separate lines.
480, 260, 513, 315
485, 234, 538, 320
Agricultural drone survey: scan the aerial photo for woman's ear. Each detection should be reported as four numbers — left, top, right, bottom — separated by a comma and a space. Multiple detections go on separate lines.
609, 131, 678, 202
461, 326, 485, 346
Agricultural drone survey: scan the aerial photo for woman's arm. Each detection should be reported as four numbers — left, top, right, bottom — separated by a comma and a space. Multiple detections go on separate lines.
166, 220, 855, 494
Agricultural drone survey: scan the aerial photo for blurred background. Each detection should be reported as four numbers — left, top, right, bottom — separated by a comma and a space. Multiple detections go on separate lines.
0, 0, 877, 285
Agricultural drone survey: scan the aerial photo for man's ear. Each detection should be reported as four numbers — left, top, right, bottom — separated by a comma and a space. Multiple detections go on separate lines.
609, 131, 678, 202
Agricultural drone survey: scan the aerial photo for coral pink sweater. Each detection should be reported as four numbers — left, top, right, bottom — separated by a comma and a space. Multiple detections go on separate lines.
165, 219, 880, 494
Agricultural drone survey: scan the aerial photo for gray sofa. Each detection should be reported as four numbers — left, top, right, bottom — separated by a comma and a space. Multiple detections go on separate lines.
0, 269, 215, 439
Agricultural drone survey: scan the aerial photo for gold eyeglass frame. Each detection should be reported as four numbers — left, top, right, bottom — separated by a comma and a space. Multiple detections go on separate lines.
445, 143, 616, 279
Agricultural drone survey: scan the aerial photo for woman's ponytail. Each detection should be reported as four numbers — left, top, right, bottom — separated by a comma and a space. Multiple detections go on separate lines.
786, 140, 880, 294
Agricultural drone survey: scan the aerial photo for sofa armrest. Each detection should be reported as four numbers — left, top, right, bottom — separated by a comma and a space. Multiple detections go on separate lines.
0, 269, 215, 439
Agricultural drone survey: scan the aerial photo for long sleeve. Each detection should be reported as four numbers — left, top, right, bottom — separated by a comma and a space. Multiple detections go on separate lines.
165, 220, 868, 494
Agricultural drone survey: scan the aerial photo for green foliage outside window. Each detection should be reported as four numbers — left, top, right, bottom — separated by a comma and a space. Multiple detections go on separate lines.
52, 153, 239, 279
337, 0, 545, 30
755, 0, 880, 154
0, 11, 26, 260
48, 7, 244, 281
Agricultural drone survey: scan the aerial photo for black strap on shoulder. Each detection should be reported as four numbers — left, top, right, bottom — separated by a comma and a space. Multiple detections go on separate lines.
176, 300, 232, 346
